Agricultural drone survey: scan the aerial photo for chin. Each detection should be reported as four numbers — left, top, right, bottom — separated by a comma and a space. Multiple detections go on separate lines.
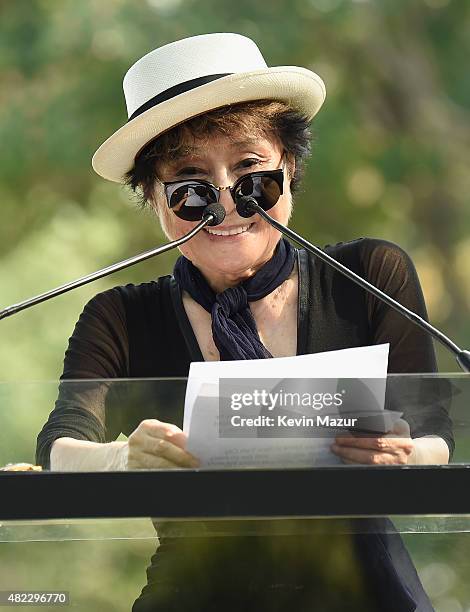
177, 223, 282, 273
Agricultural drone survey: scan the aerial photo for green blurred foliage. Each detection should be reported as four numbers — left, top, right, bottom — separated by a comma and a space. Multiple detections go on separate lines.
0, 535, 157, 611
1, 0, 469, 378
1, 1, 470, 608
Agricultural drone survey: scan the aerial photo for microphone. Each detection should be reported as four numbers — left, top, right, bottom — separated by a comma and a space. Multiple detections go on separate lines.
0, 202, 225, 321
236, 195, 470, 373
202, 202, 226, 226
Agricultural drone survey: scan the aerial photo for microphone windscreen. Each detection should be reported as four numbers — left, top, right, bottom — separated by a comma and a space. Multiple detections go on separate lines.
235, 195, 257, 218
203, 202, 226, 226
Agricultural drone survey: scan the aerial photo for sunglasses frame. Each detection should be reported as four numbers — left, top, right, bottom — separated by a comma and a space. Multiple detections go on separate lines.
163, 168, 284, 220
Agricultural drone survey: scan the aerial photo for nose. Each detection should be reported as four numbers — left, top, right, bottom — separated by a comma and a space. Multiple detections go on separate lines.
218, 186, 237, 216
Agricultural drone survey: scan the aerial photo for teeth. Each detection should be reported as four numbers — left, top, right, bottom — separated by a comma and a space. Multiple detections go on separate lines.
205, 224, 251, 236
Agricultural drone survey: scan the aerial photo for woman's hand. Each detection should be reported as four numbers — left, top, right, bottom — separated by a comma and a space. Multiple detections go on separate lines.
330, 418, 413, 465
125, 419, 200, 470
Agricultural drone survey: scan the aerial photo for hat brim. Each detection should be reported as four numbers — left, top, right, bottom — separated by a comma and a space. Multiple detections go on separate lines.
91, 66, 326, 183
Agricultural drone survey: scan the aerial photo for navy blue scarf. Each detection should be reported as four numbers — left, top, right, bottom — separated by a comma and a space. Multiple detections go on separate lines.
173, 238, 295, 360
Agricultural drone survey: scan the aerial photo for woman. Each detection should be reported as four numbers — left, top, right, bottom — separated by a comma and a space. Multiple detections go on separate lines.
36, 33, 453, 611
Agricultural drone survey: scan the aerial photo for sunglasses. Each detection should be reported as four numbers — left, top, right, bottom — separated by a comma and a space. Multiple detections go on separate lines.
163, 168, 284, 221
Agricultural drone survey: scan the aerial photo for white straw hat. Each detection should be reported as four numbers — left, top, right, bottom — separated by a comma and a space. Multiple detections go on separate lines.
91, 32, 326, 183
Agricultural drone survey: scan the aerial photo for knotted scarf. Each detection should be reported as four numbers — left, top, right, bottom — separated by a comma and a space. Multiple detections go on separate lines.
173, 238, 295, 360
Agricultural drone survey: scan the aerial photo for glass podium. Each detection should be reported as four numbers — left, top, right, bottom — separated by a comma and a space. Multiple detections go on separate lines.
0, 375, 469, 611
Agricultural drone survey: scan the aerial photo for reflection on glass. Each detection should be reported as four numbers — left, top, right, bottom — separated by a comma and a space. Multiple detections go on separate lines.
1, 374, 457, 472
0, 376, 468, 610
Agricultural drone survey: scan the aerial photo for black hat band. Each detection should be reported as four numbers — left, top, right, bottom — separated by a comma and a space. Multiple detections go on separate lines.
128, 73, 232, 122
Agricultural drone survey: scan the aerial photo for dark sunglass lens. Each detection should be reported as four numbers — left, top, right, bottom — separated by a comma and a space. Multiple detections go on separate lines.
236, 173, 282, 211
167, 183, 217, 221
239, 176, 254, 196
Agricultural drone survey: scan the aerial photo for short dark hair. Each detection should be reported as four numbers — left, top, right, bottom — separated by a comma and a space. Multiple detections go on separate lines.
125, 99, 313, 211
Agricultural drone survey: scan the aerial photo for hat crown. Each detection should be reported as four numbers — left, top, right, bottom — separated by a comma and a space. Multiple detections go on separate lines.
123, 33, 268, 118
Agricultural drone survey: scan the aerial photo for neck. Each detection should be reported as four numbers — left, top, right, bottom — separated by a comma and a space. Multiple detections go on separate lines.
200, 270, 257, 294
196, 254, 277, 294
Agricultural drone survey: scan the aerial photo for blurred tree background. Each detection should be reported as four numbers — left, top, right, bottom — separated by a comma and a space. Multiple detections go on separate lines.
1, 0, 470, 610
1, 0, 469, 379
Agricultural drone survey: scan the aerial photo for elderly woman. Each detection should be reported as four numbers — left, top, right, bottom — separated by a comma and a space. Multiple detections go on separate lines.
36, 33, 452, 611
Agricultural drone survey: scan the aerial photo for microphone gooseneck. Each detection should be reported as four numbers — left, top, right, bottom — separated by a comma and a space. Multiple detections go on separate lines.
0, 204, 226, 321
236, 195, 470, 373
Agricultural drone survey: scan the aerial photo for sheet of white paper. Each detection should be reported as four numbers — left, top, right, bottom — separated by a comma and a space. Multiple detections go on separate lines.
184, 344, 390, 468
184, 343, 389, 432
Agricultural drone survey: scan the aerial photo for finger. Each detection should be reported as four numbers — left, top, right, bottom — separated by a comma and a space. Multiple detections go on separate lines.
129, 442, 199, 469
130, 434, 199, 468
335, 436, 391, 451
151, 437, 199, 468
161, 429, 188, 451
334, 435, 413, 454
331, 444, 407, 465
140, 419, 188, 450
127, 451, 180, 471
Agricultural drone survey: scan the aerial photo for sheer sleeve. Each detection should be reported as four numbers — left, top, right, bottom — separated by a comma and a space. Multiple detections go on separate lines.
359, 238, 454, 459
35, 288, 129, 469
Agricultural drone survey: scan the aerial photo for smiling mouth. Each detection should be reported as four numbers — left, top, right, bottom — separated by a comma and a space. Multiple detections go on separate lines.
204, 223, 254, 237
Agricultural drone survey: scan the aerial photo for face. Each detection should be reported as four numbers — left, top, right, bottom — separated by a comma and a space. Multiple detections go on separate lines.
155, 133, 294, 292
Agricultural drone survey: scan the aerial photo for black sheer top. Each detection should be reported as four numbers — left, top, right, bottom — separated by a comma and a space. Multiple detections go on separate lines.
36, 237, 454, 469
